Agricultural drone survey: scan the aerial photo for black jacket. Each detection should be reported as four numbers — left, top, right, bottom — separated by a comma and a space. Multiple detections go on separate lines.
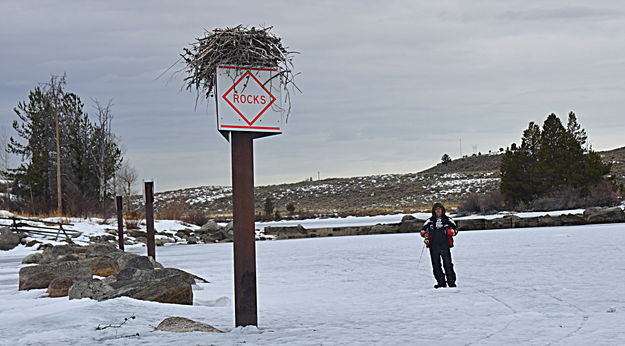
422, 215, 458, 248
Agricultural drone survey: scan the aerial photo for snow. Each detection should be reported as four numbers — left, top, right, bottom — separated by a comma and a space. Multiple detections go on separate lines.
1, 223, 624, 345
0, 214, 198, 246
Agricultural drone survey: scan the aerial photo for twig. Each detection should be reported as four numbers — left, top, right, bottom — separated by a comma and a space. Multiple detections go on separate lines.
95, 315, 136, 331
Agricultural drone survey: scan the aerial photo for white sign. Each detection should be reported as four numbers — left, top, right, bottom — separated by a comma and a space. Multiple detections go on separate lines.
216, 66, 283, 133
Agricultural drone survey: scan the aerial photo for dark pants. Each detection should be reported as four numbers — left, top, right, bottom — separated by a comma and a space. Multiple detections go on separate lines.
429, 246, 456, 285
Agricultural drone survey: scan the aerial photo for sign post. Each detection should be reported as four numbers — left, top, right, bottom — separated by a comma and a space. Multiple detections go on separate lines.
216, 66, 283, 327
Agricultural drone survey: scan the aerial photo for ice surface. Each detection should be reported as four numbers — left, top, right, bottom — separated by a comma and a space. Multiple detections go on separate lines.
1, 223, 624, 345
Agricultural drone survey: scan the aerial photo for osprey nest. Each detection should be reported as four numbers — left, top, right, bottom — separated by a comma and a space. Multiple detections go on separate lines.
180, 25, 299, 116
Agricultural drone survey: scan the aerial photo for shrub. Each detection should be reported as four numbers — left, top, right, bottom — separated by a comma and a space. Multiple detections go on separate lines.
158, 198, 188, 220
458, 191, 506, 214
182, 209, 210, 226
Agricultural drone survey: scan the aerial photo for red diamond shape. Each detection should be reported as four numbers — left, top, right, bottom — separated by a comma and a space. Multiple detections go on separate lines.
221, 70, 277, 126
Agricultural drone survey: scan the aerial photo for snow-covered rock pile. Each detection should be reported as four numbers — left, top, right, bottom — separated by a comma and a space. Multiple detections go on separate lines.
18, 243, 206, 305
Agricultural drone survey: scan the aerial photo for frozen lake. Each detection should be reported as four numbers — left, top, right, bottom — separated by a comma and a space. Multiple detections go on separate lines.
1, 223, 624, 345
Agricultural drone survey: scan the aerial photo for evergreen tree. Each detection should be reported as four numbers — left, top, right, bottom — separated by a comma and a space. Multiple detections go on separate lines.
8, 77, 123, 214
500, 112, 612, 205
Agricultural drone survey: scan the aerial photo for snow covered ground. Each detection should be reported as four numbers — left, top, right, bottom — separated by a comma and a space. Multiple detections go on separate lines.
1, 223, 624, 345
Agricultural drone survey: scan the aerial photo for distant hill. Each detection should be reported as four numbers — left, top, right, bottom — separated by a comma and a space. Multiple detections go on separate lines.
599, 146, 625, 187
142, 147, 624, 216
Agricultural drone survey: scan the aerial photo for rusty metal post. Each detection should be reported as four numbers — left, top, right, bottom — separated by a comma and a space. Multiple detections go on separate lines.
116, 195, 125, 251
231, 131, 258, 327
144, 181, 156, 260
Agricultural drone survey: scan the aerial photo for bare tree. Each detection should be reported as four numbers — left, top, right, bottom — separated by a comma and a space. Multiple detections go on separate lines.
0, 127, 10, 202
91, 99, 123, 214
43, 75, 67, 214
117, 161, 138, 205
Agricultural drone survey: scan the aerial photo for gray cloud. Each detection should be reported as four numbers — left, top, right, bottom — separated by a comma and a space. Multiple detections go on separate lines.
1, 1, 625, 191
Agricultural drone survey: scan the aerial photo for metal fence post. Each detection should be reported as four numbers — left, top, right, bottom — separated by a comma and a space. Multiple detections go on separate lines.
144, 181, 155, 260
116, 195, 125, 251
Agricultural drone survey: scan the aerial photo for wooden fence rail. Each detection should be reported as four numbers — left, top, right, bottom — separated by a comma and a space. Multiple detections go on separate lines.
0, 216, 80, 242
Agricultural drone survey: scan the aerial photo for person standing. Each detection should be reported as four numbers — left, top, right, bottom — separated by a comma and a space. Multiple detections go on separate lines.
420, 202, 458, 288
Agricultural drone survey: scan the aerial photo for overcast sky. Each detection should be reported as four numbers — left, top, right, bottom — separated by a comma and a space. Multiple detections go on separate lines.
1, 1, 624, 191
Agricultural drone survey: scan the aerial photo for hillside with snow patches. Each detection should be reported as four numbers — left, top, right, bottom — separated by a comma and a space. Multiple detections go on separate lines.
140, 146, 625, 216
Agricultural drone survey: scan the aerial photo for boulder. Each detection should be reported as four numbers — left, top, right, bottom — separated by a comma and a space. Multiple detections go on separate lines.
557, 213, 585, 226
583, 207, 625, 224
19, 261, 92, 290
264, 225, 308, 239
371, 224, 400, 234
0, 227, 20, 251
109, 252, 155, 271
85, 244, 121, 258
41, 244, 75, 263
69, 267, 196, 305
25, 239, 41, 248
48, 277, 82, 297
516, 217, 539, 228
156, 317, 223, 333
83, 256, 121, 277
68, 279, 117, 301
537, 215, 555, 227
456, 219, 486, 231
156, 237, 176, 246
199, 220, 221, 232
487, 217, 512, 229
128, 273, 194, 305
399, 216, 423, 233
126, 229, 146, 238
21, 252, 43, 264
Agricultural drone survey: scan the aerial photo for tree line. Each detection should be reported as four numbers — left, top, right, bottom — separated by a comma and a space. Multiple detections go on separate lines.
500, 112, 615, 208
4, 75, 136, 215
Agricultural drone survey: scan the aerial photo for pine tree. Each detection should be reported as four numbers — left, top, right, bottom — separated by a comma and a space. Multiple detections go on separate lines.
8, 77, 123, 214
500, 112, 612, 205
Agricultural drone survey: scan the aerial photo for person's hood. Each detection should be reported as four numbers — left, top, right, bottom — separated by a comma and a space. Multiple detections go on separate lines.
431, 202, 446, 217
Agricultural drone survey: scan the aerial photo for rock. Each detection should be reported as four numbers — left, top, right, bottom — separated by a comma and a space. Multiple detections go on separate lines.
487, 217, 512, 229
0, 227, 20, 251
199, 220, 221, 232
583, 207, 625, 224
110, 253, 155, 271
21, 252, 43, 264
41, 244, 75, 263
371, 224, 400, 234
70, 267, 196, 305
516, 217, 539, 228
401, 215, 416, 222
130, 273, 193, 305
83, 256, 121, 277
537, 215, 555, 227
156, 237, 175, 246
399, 217, 423, 233
264, 225, 308, 239
86, 244, 121, 258
134, 236, 147, 244
89, 234, 116, 243
25, 239, 41, 248
19, 261, 92, 290
48, 277, 81, 297
155, 317, 223, 333
224, 221, 234, 232
557, 213, 585, 226
68, 279, 117, 301
126, 229, 146, 238
456, 219, 486, 231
